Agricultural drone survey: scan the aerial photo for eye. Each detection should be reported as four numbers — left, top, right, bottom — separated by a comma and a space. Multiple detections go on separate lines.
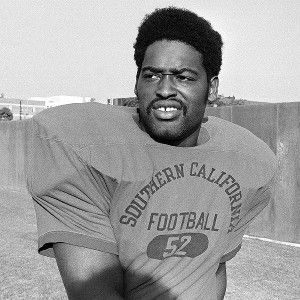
176, 74, 189, 81
175, 74, 196, 81
175, 72, 197, 82
142, 72, 161, 80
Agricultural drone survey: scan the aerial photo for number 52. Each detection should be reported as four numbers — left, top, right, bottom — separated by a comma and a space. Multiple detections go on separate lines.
163, 235, 192, 258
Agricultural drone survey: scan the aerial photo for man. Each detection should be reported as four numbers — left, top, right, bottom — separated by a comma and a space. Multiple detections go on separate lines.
26, 7, 277, 300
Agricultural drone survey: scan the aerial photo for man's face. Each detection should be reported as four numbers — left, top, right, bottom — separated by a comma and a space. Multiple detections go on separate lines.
136, 40, 218, 147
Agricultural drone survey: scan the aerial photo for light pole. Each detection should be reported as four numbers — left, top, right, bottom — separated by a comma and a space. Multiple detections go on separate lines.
19, 100, 22, 120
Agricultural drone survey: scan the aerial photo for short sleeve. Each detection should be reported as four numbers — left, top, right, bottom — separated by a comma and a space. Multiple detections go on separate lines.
220, 177, 275, 263
26, 119, 118, 258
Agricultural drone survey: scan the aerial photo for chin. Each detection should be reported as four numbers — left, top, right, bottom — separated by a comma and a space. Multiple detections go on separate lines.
149, 129, 185, 145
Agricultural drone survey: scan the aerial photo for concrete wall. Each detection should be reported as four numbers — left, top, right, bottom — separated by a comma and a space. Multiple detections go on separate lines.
206, 103, 300, 243
0, 120, 29, 190
1, 102, 300, 243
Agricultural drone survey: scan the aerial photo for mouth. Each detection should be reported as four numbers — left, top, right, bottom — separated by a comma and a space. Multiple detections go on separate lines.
148, 100, 185, 120
152, 106, 181, 120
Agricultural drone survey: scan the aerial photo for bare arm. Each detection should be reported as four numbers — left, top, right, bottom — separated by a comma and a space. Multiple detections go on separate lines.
216, 262, 227, 300
53, 243, 124, 300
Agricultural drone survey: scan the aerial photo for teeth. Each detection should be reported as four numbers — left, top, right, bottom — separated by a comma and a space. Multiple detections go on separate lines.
166, 107, 177, 112
157, 107, 178, 112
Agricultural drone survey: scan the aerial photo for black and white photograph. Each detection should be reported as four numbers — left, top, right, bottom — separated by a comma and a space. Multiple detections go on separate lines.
0, 1, 299, 299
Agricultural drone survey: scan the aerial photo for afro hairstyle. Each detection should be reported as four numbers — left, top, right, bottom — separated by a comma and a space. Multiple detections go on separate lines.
134, 7, 223, 81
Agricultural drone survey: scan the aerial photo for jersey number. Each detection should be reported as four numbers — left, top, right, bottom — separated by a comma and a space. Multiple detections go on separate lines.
163, 235, 192, 258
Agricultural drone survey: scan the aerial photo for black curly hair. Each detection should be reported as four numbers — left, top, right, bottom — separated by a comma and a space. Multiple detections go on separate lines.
134, 7, 223, 82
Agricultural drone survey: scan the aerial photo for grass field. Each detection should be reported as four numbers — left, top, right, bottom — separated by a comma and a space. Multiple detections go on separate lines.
1, 188, 299, 300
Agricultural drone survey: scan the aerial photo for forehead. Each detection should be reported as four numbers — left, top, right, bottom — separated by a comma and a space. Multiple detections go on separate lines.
142, 40, 204, 72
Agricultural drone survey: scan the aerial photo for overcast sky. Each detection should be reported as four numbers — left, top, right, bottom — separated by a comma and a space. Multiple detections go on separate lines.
1, 0, 299, 103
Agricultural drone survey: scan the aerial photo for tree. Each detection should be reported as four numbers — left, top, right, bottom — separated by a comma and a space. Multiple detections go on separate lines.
0, 107, 13, 121
207, 96, 226, 107
122, 97, 138, 107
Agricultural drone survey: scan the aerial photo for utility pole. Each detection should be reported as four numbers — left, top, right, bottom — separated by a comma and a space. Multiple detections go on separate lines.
19, 100, 22, 120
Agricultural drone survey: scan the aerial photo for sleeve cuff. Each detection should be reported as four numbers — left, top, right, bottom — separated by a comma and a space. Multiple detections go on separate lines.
38, 231, 118, 258
219, 243, 242, 263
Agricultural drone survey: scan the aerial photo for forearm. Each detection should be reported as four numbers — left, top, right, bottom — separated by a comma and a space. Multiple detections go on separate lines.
53, 243, 124, 300
66, 288, 124, 300
216, 262, 227, 300
60, 264, 124, 300
64, 279, 124, 300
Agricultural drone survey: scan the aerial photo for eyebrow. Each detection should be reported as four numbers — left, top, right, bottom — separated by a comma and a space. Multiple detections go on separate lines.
141, 66, 199, 76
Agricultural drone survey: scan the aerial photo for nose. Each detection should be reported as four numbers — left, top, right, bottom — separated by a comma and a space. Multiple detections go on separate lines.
155, 74, 177, 98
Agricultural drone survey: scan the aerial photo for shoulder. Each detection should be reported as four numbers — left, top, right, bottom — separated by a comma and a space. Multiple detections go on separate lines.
28, 103, 152, 184
31, 103, 142, 147
34, 102, 136, 122
204, 116, 277, 187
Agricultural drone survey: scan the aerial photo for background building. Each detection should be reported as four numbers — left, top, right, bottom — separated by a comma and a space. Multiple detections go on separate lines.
0, 95, 94, 120
30, 95, 93, 108
107, 96, 267, 107
107, 97, 138, 106
0, 98, 46, 120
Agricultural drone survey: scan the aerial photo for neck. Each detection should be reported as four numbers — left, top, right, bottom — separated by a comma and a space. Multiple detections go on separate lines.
165, 127, 201, 147
139, 122, 202, 148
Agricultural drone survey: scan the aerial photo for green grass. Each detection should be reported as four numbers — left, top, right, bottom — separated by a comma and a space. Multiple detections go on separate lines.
1, 188, 299, 299
0, 188, 65, 299
226, 237, 300, 299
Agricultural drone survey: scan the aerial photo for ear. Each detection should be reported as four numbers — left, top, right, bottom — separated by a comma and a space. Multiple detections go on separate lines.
208, 76, 219, 102
134, 69, 141, 96
134, 84, 138, 96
